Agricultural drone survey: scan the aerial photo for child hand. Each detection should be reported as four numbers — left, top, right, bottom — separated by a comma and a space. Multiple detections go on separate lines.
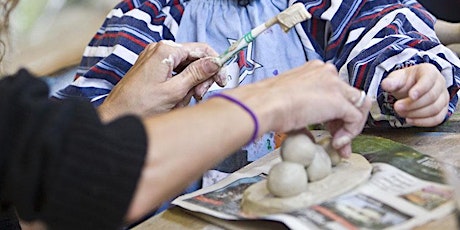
381, 63, 450, 127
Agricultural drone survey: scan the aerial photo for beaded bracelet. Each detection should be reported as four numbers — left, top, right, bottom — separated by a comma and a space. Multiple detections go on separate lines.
210, 93, 259, 145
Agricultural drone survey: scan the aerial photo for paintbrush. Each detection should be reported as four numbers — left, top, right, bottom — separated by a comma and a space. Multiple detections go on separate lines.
214, 3, 311, 67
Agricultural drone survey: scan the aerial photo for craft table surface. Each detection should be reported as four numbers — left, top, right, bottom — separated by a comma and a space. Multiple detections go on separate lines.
133, 113, 460, 230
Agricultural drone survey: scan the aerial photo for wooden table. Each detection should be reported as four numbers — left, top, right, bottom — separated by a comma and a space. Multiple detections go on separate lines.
133, 113, 460, 230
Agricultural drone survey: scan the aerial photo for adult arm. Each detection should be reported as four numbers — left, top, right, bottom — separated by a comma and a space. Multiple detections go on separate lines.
0, 70, 147, 230
434, 20, 460, 56
434, 19, 460, 46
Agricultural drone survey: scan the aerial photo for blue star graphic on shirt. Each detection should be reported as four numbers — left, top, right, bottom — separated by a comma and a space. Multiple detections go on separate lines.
226, 38, 262, 83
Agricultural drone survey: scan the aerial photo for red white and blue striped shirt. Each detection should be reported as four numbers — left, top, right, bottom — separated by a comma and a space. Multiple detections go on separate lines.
55, 0, 460, 128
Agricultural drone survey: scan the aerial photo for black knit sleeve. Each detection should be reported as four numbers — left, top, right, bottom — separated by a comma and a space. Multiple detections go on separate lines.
0, 70, 147, 230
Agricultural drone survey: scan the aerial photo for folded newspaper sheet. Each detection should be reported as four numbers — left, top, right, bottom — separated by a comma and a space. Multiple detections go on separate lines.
172, 135, 457, 229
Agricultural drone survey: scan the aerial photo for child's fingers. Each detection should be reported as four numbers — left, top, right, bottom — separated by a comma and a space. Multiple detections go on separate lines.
405, 104, 449, 127
381, 70, 408, 92
394, 74, 448, 114
408, 64, 446, 100
399, 97, 447, 119
381, 69, 412, 99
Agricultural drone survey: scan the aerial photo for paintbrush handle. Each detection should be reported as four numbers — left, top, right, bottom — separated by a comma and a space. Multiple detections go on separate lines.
214, 3, 310, 67
215, 21, 273, 66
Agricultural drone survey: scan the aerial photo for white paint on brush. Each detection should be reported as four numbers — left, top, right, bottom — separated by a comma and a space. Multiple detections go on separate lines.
276, 3, 311, 32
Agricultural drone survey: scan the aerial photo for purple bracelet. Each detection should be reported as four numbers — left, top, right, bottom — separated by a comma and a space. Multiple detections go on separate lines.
210, 93, 259, 145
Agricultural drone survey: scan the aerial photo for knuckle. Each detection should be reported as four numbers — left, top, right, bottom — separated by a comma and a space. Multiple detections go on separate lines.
323, 62, 339, 75
186, 65, 203, 84
308, 60, 324, 66
155, 41, 169, 53
146, 42, 158, 51
202, 44, 218, 56
323, 62, 336, 70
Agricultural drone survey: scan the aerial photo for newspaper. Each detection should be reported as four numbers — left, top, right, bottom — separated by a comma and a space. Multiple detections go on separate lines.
172, 135, 457, 229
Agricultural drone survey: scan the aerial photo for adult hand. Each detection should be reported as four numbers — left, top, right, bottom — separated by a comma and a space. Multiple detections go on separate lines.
98, 41, 226, 122
243, 61, 370, 157
381, 63, 449, 127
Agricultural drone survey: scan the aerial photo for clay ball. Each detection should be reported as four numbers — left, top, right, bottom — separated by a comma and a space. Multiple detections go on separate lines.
317, 136, 342, 166
281, 133, 316, 167
267, 162, 308, 198
306, 145, 332, 182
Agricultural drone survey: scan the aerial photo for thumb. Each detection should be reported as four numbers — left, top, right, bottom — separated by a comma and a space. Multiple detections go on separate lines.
381, 68, 408, 92
175, 57, 220, 88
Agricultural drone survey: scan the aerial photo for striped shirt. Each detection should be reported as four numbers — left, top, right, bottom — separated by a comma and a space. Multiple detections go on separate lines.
55, 0, 460, 128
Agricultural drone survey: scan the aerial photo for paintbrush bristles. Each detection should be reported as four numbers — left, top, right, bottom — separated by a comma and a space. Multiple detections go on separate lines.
276, 3, 311, 32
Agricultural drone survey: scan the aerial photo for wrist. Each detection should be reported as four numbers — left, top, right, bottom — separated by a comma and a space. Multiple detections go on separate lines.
223, 82, 283, 136
97, 102, 118, 123
209, 93, 260, 145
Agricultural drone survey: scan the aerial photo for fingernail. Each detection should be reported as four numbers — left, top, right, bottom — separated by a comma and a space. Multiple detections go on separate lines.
342, 150, 351, 158
333, 136, 351, 149
200, 82, 211, 98
203, 59, 220, 74
219, 71, 227, 86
